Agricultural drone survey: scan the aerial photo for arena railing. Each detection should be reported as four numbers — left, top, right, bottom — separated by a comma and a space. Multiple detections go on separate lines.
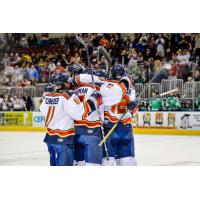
143, 83, 161, 100
0, 86, 36, 97
35, 83, 49, 97
184, 82, 200, 99
161, 79, 184, 99
135, 83, 144, 99
0, 81, 199, 101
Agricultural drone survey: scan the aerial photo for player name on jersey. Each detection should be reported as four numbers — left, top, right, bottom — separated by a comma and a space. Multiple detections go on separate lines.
45, 98, 59, 105
76, 87, 89, 94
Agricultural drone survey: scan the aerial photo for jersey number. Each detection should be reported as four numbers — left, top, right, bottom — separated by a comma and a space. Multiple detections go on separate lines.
111, 95, 130, 114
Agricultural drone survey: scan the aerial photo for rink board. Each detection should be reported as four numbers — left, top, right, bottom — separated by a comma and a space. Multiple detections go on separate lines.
0, 126, 199, 136
0, 111, 199, 135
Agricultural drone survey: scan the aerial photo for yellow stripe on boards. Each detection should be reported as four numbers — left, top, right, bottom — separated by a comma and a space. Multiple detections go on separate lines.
0, 126, 200, 136
134, 128, 200, 136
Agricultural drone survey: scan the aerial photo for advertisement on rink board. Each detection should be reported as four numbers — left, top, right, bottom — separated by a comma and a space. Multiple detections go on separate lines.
0, 112, 199, 130
132, 112, 200, 130
32, 112, 45, 127
0, 112, 32, 126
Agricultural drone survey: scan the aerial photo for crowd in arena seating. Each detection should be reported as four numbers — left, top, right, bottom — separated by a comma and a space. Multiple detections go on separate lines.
0, 92, 33, 111
0, 33, 199, 111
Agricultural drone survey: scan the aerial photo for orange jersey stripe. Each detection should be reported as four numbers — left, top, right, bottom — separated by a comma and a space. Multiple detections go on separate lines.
75, 76, 100, 91
104, 112, 131, 125
74, 119, 101, 128
47, 128, 75, 138
45, 106, 52, 127
46, 106, 55, 127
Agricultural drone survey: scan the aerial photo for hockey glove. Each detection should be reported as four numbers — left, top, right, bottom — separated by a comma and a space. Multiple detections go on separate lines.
127, 101, 138, 114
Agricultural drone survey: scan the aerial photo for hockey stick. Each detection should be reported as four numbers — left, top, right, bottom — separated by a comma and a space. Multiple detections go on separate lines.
76, 36, 109, 160
156, 88, 179, 98
99, 64, 172, 146
97, 46, 112, 78
76, 36, 95, 86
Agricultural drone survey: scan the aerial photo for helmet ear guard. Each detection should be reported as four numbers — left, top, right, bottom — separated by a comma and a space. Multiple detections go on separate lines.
68, 64, 85, 75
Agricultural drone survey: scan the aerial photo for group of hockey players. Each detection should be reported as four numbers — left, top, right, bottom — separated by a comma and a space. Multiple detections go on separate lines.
40, 62, 138, 166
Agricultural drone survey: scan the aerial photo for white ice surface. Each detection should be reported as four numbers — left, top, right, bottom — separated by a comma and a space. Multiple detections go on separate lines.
0, 131, 200, 166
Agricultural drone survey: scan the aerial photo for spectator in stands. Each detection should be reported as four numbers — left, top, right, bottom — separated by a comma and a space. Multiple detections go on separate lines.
39, 33, 49, 46
12, 95, 26, 111
70, 52, 81, 64
137, 52, 144, 64
166, 93, 181, 111
0, 94, 4, 110
176, 49, 190, 66
156, 34, 165, 57
13, 64, 24, 82
152, 60, 168, 83
19, 78, 31, 87
1, 53, 10, 70
128, 48, 138, 66
139, 101, 147, 111
30, 64, 39, 84
22, 92, 33, 111
1, 72, 10, 86
40, 62, 50, 83
148, 91, 164, 111
185, 100, 193, 111
194, 34, 200, 56
28, 34, 38, 46
193, 70, 200, 81
196, 94, 200, 111
168, 56, 178, 79
48, 59, 56, 73
178, 34, 190, 50
99, 35, 110, 48
1, 95, 13, 111
12, 53, 21, 65
54, 62, 65, 74
129, 60, 140, 82
19, 37, 29, 48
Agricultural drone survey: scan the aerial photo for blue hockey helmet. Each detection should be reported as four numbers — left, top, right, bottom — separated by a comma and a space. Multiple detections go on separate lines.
50, 72, 70, 89
111, 64, 125, 80
93, 69, 107, 78
44, 84, 54, 93
68, 64, 85, 75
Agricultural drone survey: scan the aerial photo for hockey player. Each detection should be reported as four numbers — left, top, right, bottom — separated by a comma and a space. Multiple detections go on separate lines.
68, 64, 104, 166
102, 64, 137, 166
40, 72, 102, 166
